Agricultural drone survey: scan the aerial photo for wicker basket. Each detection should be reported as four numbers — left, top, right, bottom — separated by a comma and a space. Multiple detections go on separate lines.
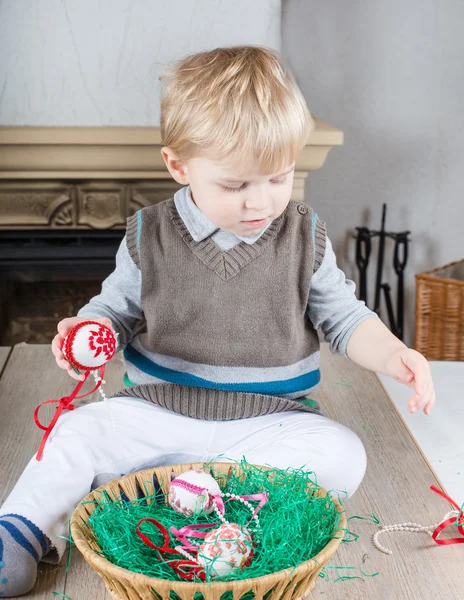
415, 259, 464, 360
71, 462, 346, 600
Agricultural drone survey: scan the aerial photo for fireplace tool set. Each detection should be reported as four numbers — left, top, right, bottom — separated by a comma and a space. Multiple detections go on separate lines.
354, 203, 410, 341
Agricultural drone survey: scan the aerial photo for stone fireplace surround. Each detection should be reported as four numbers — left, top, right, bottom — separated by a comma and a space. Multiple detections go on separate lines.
0, 122, 343, 344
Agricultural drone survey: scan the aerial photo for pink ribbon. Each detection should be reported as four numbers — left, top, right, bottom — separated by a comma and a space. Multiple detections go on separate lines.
170, 522, 219, 550
170, 492, 268, 549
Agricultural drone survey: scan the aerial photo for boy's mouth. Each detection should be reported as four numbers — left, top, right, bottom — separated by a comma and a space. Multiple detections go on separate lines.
242, 218, 268, 229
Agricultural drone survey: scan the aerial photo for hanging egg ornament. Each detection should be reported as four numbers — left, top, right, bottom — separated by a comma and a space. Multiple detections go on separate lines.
168, 469, 222, 516
61, 320, 117, 371
196, 523, 254, 577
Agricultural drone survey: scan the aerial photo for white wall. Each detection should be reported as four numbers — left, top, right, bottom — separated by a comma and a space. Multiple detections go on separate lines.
4, 0, 462, 345
283, 0, 464, 345
0, 0, 281, 125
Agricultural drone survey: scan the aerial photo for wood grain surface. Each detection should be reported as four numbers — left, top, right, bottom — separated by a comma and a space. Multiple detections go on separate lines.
0, 344, 460, 600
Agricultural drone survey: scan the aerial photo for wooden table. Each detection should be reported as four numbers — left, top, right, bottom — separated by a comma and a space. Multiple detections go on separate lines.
0, 344, 462, 600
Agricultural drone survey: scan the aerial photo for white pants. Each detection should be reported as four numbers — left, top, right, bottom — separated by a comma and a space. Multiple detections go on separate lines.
0, 397, 366, 561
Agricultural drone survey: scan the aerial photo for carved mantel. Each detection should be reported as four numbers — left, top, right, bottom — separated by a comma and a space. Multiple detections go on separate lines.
0, 121, 343, 230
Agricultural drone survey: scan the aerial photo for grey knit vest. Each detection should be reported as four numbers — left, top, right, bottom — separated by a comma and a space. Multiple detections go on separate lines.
115, 199, 327, 420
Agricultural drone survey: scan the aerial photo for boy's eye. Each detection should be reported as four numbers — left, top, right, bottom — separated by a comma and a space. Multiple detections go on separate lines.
220, 177, 287, 193
220, 183, 247, 193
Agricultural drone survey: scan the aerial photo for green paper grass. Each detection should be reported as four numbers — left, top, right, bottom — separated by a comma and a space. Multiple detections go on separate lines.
84, 460, 342, 587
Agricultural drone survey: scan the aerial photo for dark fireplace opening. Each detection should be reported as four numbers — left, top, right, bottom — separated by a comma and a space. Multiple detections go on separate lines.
0, 230, 124, 345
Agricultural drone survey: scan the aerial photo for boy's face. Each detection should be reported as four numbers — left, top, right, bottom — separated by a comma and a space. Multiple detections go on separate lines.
163, 150, 295, 237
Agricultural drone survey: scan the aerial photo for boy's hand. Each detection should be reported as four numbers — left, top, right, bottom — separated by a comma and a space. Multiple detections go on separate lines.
346, 318, 436, 416
51, 317, 113, 381
385, 347, 436, 415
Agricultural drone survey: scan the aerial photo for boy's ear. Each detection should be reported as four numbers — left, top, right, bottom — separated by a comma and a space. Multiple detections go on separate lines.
161, 147, 189, 185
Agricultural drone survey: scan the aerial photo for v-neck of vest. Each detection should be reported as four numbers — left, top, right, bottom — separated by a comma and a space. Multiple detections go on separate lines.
169, 200, 284, 281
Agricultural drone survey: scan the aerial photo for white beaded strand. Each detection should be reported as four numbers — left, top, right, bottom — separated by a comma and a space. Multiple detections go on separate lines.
174, 545, 197, 562
373, 511, 458, 555
211, 492, 262, 537
92, 370, 115, 429
212, 500, 228, 525
92, 370, 108, 401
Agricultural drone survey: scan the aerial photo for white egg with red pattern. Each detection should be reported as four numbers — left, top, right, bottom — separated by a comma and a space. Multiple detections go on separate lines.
197, 522, 253, 577
168, 469, 222, 516
61, 320, 116, 371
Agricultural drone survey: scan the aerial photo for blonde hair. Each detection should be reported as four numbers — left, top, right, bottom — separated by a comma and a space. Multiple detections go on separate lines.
160, 46, 314, 174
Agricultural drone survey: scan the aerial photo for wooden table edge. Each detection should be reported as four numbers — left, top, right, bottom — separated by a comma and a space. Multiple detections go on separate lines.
376, 373, 449, 499
0, 346, 13, 379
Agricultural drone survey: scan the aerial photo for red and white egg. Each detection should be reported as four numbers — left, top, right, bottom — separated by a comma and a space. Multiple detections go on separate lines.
196, 522, 253, 577
61, 320, 116, 371
168, 469, 222, 516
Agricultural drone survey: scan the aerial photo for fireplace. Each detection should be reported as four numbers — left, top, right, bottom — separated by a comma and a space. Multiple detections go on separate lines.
0, 178, 181, 345
0, 228, 123, 344
0, 124, 342, 345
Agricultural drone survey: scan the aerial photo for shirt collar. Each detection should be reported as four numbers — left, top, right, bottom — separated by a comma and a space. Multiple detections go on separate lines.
173, 186, 272, 245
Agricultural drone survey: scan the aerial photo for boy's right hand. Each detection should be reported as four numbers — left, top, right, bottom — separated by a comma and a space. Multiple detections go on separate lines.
51, 317, 114, 381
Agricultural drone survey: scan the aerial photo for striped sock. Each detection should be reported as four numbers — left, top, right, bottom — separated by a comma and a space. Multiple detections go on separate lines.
0, 514, 50, 597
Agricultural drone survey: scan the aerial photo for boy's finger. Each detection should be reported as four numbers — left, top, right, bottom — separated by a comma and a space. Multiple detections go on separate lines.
68, 368, 85, 381
408, 392, 420, 412
421, 383, 435, 409
417, 383, 433, 410
405, 355, 430, 397
64, 362, 85, 381
100, 317, 113, 331
424, 392, 436, 415
55, 356, 70, 370
51, 334, 64, 358
57, 318, 70, 337
57, 317, 80, 337
408, 387, 427, 411
411, 383, 428, 408
394, 360, 415, 384
408, 381, 434, 413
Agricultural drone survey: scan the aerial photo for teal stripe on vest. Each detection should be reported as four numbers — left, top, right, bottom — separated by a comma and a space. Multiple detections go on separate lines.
136, 210, 143, 250
123, 372, 136, 387
311, 212, 317, 244
124, 344, 320, 395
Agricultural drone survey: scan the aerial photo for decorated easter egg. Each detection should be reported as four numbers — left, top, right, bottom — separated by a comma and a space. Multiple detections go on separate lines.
168, 469, 222, 516
61, 320, 116, 371
197, 523, 253, 577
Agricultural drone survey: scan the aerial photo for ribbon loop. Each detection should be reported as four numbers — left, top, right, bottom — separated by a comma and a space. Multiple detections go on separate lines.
430, 485, 464, 544
136, 518, 174, 553
34, 366, 106, 461
136, 518, 206, 581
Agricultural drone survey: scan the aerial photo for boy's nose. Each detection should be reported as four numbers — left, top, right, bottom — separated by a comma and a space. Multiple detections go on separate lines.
244, 187, 270, 212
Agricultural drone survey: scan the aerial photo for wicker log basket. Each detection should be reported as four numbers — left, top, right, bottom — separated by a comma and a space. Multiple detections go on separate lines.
71, 462, 346, 600
415, 259, 464, 360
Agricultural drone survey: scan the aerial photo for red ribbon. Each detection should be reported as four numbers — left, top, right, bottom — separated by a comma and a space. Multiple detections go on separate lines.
136, 518, 206, 581
34, 365, 106, 461
430, 485, 464, 545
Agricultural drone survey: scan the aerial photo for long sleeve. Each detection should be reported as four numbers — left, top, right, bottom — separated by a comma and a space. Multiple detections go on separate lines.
78, 237, 144, 350
308, 237, 377, 356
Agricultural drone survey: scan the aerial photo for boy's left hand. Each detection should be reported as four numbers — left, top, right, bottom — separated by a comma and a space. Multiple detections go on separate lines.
385, 348, 435, 415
